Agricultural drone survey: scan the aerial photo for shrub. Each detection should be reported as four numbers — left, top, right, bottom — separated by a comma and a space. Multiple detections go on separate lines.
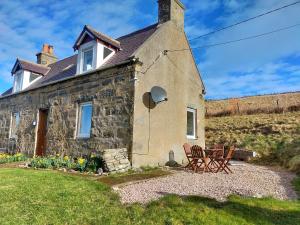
85, 154, 104, 173
0, 153, 27, 164
288, 156, 300, 172
29, 154, 104, 173
30, 157, 53, 169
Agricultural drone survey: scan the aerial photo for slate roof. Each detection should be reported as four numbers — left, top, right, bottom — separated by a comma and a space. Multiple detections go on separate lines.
1, 23, 158, 97
12, 59, 50, 75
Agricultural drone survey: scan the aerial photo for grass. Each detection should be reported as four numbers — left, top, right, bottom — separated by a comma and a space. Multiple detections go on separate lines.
293, 176, 300, 199
0, 168, 299, 225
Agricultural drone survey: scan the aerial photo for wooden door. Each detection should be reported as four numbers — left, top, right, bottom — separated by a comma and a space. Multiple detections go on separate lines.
36, 109, 48, 156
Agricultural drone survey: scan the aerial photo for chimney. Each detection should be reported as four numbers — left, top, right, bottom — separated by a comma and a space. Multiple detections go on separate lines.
158, 0, 185, 30
36, 44, 57, 66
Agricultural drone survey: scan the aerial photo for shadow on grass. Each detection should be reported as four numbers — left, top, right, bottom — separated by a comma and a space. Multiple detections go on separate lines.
146, 194, 300, 225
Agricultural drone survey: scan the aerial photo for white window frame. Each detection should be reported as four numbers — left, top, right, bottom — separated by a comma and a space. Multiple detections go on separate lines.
77, 41, 97, 74
82, 47, 94, 72
187, 107, 197, 139
76, 102, 93, 139
9, 112, 20, 139
13, 70, 23, 93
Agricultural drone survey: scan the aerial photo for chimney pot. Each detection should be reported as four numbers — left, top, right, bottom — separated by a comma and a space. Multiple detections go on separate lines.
37, 44, 57, 65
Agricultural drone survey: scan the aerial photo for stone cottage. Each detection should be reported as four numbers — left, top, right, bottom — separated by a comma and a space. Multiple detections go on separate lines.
0, 0, 205, 168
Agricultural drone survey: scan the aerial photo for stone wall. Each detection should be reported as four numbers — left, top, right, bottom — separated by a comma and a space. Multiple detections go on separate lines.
0, 63, 136, 158
206, 92, 300, 117
102, 148, 131, 173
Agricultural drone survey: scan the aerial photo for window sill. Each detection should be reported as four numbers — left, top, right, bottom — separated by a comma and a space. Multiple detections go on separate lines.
187, 136, 198, 140
76, 136, 91, 140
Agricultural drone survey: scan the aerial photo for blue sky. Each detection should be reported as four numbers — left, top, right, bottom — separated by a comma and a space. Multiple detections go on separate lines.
0, 0, 299, 99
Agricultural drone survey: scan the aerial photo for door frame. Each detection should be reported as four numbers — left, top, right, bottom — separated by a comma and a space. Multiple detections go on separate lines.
34, 108, 49, 157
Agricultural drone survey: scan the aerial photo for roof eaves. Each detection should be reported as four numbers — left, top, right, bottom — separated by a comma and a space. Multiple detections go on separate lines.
11, 58, 50, 76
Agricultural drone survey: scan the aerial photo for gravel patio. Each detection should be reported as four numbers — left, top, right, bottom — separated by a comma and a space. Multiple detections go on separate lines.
115, 162, 298, 204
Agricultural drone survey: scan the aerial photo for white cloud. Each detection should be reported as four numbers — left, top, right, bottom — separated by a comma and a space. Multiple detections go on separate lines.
185, 0, 300, 98
0, 0, 143, 92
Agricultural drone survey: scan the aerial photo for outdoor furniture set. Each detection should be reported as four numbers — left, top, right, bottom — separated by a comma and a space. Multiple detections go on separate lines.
183, 143, 235, 174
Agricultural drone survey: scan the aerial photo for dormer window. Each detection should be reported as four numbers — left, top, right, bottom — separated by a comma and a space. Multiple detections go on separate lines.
82, 47, 94, 72
11, 58, 49, 94
74, 25, 121, 75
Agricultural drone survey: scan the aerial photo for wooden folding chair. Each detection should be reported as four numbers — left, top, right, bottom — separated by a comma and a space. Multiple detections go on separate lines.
207, 149, 224, 172
183, 143, 193, 170
215, 146, 235, 174
191, 145, 211, 173
213, 144, 225, 157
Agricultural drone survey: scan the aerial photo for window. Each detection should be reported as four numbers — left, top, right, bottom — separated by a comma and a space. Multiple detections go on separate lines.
29, 73, 40, 83
14, 71, 23, 92
82, 48, 93, 72
10, 112, 20, 139
187, 108, 197, 139
103, 47, 113, 59
77, 102, 93, 138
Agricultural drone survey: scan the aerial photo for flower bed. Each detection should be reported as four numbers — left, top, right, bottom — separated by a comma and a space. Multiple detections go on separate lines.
29, 154, 104, 173
0, 153, 27, 164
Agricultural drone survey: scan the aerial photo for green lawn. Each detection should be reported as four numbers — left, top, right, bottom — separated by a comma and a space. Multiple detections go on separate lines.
0, 169, 299, 225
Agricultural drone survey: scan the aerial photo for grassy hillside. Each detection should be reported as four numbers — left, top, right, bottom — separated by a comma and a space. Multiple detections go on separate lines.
206, 112, 300, 172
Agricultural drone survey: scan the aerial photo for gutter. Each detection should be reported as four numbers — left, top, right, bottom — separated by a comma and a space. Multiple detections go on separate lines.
0, 58, 138, 100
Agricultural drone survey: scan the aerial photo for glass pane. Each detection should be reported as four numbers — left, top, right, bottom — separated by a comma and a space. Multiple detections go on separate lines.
29, 73, 40, 83
103, 47, 113, 59
15, 113, 20, 127
83, 49, 93, 72
15, 73, 22, 92
187, 111, 194, 136
79, 104, 92, 137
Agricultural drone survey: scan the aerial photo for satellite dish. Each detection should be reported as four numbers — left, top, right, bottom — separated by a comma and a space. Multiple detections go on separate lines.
150, 86, 168, 104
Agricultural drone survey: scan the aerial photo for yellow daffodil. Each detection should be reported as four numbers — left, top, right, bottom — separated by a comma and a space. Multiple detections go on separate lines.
78, 158, 85, 165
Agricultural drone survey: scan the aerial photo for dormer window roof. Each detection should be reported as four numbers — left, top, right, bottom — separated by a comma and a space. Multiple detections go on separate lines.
73, 25, 121, 51
11, 58, 50, 76
11, 59, 49, 93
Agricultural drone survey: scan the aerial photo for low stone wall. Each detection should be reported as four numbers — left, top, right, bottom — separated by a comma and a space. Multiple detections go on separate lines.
102, 148, 131, 173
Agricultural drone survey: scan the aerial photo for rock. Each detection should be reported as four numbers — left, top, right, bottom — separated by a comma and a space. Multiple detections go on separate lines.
102, 148, 131, 173
165, 160, 181, 167
97, 168, 103, 176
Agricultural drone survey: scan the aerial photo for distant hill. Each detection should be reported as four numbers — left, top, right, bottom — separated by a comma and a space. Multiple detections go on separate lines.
205, 91, 300, 117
